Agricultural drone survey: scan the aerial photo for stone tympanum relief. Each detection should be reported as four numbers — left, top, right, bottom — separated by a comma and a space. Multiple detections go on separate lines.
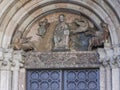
53, 14, 70, 51
87, 22, 110, 50
11, 13, 110, 52
11, 31, 34, 51
37, 19, 50, 38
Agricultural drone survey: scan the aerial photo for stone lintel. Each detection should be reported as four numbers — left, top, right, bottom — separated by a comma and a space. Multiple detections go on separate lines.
24, 51, 100, 69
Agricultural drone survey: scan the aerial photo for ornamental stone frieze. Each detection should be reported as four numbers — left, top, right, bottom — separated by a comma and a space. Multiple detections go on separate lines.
24, 51, 100, 68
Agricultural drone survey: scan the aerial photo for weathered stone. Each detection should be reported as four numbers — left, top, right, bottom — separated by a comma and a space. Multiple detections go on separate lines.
24, 51, 100, 68
0, 0, 120, 90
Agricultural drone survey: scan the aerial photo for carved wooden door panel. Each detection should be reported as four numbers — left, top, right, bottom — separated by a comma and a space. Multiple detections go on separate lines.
27, 69, 99, 90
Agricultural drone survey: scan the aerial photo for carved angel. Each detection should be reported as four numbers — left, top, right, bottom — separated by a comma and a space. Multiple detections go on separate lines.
37, 19, 50, 38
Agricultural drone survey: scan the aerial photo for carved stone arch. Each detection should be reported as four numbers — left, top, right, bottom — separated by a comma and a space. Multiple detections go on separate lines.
0, 0, 119, 49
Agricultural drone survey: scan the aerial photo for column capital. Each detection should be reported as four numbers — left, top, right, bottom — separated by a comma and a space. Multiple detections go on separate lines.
0, 48, 13, 70
0, 48, 4, 67
11, 50, 25, 70
115, 55, 120, 68
0, 48, 25, 70
97, 45, 120, 68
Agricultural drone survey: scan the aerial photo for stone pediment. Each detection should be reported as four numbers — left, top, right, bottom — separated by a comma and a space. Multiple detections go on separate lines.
24, 51, 100, 69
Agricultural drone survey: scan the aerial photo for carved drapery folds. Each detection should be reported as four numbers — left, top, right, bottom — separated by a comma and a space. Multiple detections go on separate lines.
53, 14, 70, 51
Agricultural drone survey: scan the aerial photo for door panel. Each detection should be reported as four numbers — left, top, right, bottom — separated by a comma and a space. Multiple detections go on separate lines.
27, 70, 61, 90
64, 70, 99, 90
27, 69, 99, 90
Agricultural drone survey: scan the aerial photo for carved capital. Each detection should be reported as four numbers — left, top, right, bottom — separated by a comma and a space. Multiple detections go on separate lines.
0, 48, 25, 70
0, 48, 4, 67
97, 46, 120, 68
0, 48, 13, 70
11, 50, 25, 70
114, 55, 120, 68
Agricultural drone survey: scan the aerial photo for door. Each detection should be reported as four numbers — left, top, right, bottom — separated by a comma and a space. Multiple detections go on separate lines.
27, 69, 99, 90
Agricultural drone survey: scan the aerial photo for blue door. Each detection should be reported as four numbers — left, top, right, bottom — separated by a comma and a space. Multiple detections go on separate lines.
27, 69, 99, 90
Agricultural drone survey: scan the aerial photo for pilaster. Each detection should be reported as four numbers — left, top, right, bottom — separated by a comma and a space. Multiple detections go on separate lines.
11, 50, 24, 90
0, 48, 13, 90
0, 48, 24, 90
98, 45, 120, 90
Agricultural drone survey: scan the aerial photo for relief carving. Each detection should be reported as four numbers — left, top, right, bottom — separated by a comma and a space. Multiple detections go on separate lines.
11, 31, 34, 51
70, 18, 90, 51
53, 14, 70, 51
71, 18, 89, 34
87, 22, 110, 50
37, 19, 50, 38
24, 52, 100, 68
11, 13, 110, 52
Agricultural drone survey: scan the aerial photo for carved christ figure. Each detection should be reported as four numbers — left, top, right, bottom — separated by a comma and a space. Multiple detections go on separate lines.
53, 14, 70, 50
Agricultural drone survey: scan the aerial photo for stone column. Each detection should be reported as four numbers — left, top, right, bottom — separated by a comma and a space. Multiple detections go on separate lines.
11, 51, 24, 90
112, 66, 119, 90
106, 65, 112, 90
0, 49, 13, 90
111, 55, 120, 90
104, 46, 113, 90
98, 46, 120, 90
112, 46, 120, 90
100, 66, 106, 90
98, 48, 106, 90
19, 68, 26, 90
118, 59, 120, 90
0, 48, 24, 90
100, 60, 112, 90
0, 48, 4, 90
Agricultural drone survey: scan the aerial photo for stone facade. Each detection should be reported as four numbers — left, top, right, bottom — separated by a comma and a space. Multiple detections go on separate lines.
0, 0, 120, 90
